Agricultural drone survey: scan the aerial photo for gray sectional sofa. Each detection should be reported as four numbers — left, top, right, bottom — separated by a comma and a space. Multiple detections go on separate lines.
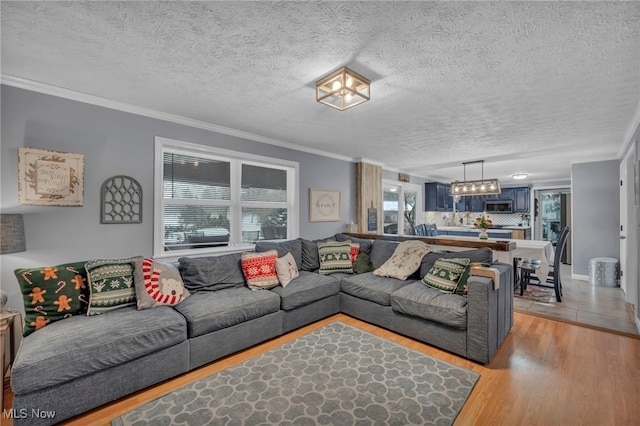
10, 234, 513, 425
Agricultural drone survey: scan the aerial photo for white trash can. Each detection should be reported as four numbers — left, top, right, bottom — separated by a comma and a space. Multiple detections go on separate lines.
588, 257, 619, 287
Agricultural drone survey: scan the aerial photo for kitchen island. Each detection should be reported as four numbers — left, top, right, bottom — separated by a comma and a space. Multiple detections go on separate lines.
345, 232, 551, 284
438, 226, 513, 239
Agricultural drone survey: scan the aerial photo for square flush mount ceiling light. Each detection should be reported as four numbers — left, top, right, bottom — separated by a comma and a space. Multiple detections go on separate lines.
450, 160, 501, 196
316, 67, 370, 111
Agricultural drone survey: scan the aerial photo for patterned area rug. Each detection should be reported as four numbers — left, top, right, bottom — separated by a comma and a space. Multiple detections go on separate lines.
515, 283, 556, 303
112, 321, 479, 426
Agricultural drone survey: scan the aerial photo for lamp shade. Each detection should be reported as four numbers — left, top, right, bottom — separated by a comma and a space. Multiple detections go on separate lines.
1, 214, 26, 254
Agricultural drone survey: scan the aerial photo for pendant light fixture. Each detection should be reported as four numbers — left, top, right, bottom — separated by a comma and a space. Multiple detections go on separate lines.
316, 67, 370, 111
450, 160, 501, 196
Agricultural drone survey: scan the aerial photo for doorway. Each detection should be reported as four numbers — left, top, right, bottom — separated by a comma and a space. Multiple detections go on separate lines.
382, 180, 422, 235
533, 188, 571, 264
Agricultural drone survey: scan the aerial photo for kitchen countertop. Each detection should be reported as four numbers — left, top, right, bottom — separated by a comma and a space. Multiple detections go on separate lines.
438, 226, 513, 233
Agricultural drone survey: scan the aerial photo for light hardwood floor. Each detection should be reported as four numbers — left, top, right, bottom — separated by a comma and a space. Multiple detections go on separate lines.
3, 312, 639, 425
515, 264, 639, 337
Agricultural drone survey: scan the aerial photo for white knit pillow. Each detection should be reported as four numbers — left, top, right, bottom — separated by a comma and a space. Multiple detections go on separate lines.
373, 240, 433, 280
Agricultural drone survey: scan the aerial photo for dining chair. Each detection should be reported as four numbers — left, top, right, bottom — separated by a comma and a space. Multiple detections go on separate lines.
423, 223, 438, 236
519, 226, 570, 302
413, 224, 425, 236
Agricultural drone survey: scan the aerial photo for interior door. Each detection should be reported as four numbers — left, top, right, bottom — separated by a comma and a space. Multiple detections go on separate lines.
620, 148, 637, 307
620, 157, 628, 293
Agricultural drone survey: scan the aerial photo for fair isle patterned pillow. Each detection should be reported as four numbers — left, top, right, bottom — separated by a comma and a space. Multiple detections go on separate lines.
373, 240, 433, 280
86, 257, 141, 316
241, 250, 280, 290
317, 241, 353, 274
422, 258, 471, 293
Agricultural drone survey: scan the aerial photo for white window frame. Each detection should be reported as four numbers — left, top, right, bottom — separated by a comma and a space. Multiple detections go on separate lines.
154, 137, 299, 258
382, 179, 423, 236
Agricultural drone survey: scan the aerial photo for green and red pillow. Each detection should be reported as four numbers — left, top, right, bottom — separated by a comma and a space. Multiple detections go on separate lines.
14, 261, 89, 336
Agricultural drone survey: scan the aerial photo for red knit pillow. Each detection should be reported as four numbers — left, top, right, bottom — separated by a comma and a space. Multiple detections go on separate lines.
241, 250, 279, 290
350, 243, 360, 263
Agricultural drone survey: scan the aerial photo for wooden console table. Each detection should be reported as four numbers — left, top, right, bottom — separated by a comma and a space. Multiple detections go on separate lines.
344, 232, 516, 252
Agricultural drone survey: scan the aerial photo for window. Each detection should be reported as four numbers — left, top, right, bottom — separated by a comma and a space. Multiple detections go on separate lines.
382, 180, 423, 235
154, 137, 298, 256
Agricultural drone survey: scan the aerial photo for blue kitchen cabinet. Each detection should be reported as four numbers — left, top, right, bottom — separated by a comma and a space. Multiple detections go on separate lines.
513, 187, 530, 212
425, 183, 453, 212
467, 195, 485, 212
488, 231, 512, 239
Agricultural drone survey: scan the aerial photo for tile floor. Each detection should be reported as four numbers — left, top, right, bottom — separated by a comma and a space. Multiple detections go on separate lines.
514, 264, 639, 336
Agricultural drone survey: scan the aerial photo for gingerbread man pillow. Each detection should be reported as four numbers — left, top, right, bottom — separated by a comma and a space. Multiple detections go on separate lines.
14, 261, 89, 337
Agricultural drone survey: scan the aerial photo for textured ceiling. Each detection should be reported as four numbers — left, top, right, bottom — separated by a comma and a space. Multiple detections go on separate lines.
2, 1, 640, 185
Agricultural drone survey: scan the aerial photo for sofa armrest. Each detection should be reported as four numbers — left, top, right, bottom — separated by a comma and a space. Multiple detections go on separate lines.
465, 262, 514, 364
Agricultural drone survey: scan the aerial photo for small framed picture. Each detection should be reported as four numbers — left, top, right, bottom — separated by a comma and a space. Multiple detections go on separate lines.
309, 189, 341, 222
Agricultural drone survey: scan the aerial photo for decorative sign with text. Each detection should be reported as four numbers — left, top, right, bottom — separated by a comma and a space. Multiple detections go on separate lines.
309, 189, 341, 222
18, 147, 84, 206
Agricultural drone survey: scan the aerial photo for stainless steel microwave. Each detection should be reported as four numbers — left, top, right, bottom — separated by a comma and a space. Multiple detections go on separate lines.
484, 200, 513, 213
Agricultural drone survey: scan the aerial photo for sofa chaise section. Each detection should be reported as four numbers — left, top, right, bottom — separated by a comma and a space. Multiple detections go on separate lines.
11, 306, 189, 426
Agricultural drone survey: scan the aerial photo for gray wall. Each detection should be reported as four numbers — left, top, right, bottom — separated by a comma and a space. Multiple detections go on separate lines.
571, 160, 620, 275
0, 85, 356, 312
634, 124, 640, 329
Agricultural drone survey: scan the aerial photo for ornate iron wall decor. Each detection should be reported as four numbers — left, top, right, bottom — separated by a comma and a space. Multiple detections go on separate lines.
101, 175, 142, 224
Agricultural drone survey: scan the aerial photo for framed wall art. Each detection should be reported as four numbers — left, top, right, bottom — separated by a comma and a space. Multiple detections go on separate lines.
309, 189, 341, 222
18, 147, 84, 206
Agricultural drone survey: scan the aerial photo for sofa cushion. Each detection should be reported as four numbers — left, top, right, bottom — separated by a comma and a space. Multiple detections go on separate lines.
178, 253, 246, 292
419, 248, 492, 278
391, 282, 468, 329
298, 237, 335, 272
86, 257, 141, 316
369, 240, 400, 269
270, 271, 341, 310
14, 261, 90, 337
274, 252, 299, 287
173, 287, 281, 338
11, 306, 186, 394
334, 233, 373, 255
422, 258, 472, 294
133, 258, 190, 309
255, 240, 303, 271
373, 240, 434, 280
341, 272, 416, 306
317, 241, 353, 274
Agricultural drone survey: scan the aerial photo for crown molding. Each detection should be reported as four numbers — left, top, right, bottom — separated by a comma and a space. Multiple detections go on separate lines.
1, 75, 355, 163
353, 157, 386, 167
